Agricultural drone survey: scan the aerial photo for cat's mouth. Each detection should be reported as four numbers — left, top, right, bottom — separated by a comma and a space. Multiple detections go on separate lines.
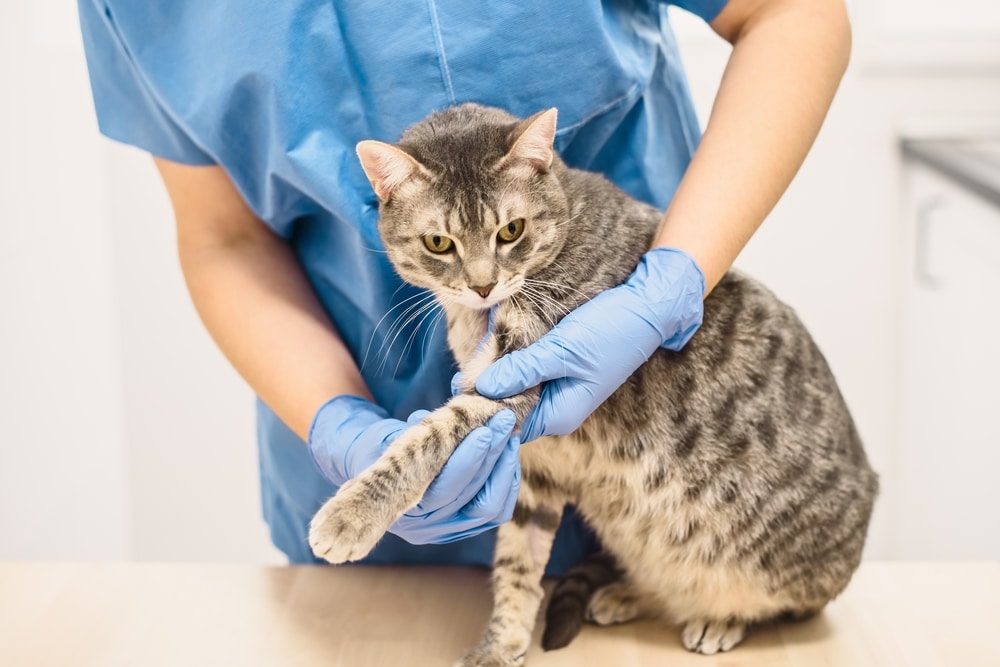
456, 277, 523, 310
460, 289, 507, 310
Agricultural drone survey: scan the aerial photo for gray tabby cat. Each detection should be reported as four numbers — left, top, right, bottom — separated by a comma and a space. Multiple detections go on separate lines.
308, 104, 878, 666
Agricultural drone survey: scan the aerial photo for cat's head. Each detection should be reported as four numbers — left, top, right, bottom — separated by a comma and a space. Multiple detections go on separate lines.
357, 105, 570, 311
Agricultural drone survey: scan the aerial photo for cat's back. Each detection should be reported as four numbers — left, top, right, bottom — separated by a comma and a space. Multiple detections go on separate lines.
576, 269, 878, 616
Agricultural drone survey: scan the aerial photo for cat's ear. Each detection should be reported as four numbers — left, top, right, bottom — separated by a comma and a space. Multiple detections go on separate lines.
505, 108, 558, 172
356, 140, 426, 201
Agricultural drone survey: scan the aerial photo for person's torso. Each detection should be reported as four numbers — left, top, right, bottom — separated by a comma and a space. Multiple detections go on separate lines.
102, 0, 705, 565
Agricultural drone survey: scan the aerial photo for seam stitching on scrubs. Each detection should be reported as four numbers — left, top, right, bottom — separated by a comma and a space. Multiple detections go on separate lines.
554, 82, 642, 137
426, 0, 457, 105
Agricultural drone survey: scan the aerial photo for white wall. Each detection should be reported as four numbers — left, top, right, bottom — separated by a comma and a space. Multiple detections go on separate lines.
2, 4, 998, 563
0, 5, 132, 560
0, 5, 279, 563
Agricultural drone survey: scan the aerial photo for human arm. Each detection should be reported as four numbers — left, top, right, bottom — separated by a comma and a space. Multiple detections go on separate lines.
157, 158, 520, 542
477, 0, 852, 439
155, 157, 370, 440
658, 0, 852, 293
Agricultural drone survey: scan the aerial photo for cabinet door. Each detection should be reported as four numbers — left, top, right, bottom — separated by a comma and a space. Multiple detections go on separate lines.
896, 162, 1000, 559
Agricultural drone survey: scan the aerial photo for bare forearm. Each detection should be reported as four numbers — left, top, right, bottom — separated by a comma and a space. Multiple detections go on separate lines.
178, 230, 371, 439
154, 158, 370, 441
655, 0, 851, 292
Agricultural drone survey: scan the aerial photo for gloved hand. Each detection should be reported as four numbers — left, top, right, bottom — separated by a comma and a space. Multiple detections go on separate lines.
476, 247, 705, 442
308, 394, 520, 544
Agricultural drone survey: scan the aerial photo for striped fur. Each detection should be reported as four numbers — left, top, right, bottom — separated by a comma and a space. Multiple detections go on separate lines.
308, 105, 878, 666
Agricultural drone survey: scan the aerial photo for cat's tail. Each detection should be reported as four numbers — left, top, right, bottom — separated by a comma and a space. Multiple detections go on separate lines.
541, 549, 624, 651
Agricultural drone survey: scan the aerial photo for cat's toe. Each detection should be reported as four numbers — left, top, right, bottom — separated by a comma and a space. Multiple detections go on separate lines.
681, 619, 747, 655
454, 645, 526, 667
585, 582, 641, 626
308, 488, 386, 564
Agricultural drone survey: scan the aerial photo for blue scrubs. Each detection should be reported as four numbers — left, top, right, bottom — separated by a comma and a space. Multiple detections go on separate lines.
78, 0, 727, 569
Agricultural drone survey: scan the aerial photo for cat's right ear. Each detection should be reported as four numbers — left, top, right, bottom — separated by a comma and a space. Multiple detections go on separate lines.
504, 108, 558, 172
356, 141, 426, 201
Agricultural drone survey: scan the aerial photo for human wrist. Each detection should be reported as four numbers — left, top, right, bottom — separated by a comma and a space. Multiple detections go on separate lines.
307, 394, 390, 485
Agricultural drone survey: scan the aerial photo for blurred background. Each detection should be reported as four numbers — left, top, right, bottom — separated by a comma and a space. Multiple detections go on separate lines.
1, 2, 998, 564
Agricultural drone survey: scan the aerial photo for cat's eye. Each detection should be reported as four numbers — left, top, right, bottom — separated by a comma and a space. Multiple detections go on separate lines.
498, 218, 525, 243
423, 234, 454, 254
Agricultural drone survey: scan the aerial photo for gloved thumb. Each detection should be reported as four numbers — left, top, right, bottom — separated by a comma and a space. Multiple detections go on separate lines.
406, 409, 432, 426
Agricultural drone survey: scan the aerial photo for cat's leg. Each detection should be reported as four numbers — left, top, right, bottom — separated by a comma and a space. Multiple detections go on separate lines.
309, 391, 534, 563
540, 549, 629, 650
310, 383, 541, 565
457, 495, 563, 667
310, 299, 552, 564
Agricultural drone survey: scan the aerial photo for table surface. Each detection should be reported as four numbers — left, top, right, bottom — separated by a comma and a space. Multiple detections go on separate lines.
1, 561, 997, 666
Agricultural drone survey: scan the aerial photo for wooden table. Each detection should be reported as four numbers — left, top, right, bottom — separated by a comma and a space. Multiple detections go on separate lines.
1, 562, 997, 666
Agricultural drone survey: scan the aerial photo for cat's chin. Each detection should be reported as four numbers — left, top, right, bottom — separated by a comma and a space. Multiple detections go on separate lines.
457, 298, 500, 311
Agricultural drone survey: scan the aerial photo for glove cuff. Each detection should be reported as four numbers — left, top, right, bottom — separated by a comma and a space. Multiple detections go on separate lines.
307, 394, 388, 485
633, 247, 706, 351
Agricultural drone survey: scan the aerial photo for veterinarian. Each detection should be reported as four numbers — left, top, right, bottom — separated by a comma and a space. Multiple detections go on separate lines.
78, 0, 850, 567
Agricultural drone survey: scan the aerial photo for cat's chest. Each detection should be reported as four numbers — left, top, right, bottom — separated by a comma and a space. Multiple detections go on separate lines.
445, 308, 488, 365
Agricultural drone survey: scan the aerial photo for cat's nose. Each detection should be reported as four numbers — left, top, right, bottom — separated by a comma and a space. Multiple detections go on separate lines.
471, 282, 497, 299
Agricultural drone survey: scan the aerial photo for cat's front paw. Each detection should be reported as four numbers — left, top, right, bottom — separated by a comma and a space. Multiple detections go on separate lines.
308, 480, 387, 564
681, 618, 747, 655
454, 643, 527, 667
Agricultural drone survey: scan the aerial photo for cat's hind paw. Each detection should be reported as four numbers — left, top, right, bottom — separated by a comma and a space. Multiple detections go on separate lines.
585, 581, 642, 626
308, 480, 387, 564
681, 618, 747, 655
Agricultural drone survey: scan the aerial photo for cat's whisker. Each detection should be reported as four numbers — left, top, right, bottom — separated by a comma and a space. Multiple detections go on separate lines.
394, 300, 444, 376
518, 284, 606, 357
420, 307, 448, 364
517, 286, 571, 325
548, 210, 585, 229
376, 298, 441, 375
523, 277, 593, 304
361, 289, 439, 371
365, 293, 439, 371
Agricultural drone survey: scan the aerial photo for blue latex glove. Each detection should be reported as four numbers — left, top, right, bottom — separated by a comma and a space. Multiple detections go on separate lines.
476, 247, 705, 442
308, 395, 520, 545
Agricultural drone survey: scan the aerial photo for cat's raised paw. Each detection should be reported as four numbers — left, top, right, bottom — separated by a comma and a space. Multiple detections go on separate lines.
681, 618, 747, 655
308, 481, 386, 564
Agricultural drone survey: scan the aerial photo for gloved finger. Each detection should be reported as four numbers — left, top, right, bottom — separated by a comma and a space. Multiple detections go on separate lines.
518, 401, 546, 443
461, 430, 521, 521
414, 425, 492, 514
416, 410, 516, 514
344, 418, 409, 478
450, 372, 464, 397
520, 378, 598, 441
476, 333, 579, 398
406, 409, 432, 426
404, 438, 520, 544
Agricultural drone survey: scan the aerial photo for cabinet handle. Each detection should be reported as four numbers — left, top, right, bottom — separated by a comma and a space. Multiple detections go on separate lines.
916, 196, 943, 289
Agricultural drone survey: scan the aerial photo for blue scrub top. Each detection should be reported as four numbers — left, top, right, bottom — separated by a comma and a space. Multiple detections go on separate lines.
78, 0, 727, 570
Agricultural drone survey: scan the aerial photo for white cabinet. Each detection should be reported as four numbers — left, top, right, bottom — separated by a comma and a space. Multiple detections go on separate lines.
894, 149, 1000, 558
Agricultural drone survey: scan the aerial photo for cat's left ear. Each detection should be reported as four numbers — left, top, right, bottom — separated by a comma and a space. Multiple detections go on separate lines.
505, 108, 558, 172
356, 140, 427, 201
